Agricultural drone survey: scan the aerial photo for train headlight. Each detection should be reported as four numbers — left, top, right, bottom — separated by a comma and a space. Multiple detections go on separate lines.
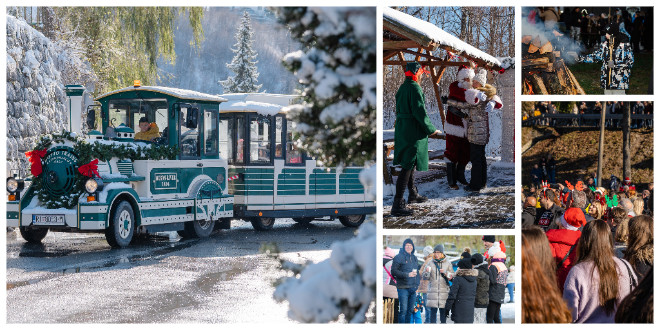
85, 178, 104, 194
7, 178, 23, 193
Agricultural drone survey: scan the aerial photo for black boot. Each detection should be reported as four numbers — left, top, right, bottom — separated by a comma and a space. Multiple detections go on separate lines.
446, 162, 458, 190
408, 185, 428, 203
456, 163, 468, 185
391, 198, 413, 216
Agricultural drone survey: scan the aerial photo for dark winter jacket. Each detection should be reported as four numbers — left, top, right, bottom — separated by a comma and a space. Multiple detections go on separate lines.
390, 238, 420, 289
522, 206, 537, 228
474, 263, 490, 308
488, 264, 508, 304
546, 228, 581, 292
531, 167, 543, 184
445, 268, 479, 323
536, 204, 564, 231
393, 78, 436, 171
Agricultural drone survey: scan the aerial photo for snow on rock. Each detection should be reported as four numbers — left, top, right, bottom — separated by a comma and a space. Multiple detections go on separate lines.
6, 15, 94, 177
274, 222, 376, 323
383, 7, 502, 68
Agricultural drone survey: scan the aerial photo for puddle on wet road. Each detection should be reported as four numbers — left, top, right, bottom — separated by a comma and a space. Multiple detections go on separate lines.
7, 238, 201, 290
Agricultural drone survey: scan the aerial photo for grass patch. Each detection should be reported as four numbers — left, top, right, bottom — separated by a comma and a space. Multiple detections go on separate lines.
567, 52, 652, 94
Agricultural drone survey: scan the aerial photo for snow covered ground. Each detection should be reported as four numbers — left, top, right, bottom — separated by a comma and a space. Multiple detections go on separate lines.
383, 159, 515, 228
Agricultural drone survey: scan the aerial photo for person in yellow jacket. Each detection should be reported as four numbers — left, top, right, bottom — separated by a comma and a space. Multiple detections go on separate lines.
134, 117, 161, 141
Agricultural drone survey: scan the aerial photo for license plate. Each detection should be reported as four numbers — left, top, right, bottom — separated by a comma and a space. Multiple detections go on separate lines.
33, 214, 65, 226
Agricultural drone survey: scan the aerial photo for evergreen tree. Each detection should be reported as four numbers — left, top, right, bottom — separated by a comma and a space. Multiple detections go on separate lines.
220, 11, 262, 93
274, 7, 376, 167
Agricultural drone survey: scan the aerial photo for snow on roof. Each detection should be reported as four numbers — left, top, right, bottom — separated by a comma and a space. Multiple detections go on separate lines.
383, 7, 502, 69
218, 93, 297, 116
96, 86, 228, 103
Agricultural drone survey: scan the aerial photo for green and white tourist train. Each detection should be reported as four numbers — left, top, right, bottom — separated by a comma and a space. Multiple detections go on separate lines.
7, 83, 375, 247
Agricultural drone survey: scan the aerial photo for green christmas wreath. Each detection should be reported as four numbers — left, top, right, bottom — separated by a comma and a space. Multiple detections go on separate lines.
28, 131, 178, 209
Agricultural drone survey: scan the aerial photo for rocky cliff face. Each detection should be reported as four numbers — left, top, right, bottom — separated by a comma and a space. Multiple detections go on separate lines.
6, 15, 89, 176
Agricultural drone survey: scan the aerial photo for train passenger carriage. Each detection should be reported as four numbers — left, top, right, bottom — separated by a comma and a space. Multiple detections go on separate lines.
6, 83, 375, 247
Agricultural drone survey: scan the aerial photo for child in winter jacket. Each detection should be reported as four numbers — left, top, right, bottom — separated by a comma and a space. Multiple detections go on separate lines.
487, 242, 509, 323
445, 257, 479, 323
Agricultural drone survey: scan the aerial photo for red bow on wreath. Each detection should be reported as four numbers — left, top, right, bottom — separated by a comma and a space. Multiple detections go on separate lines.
25, 148, 48, 177
79, 159, 100, 178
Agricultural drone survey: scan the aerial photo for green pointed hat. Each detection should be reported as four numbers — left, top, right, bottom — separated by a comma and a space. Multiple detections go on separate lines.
406, 61, 422, 74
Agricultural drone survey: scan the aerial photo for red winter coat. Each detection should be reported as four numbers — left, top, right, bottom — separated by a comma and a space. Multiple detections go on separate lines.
444, 81, 470, 165
546, 229, 581, 293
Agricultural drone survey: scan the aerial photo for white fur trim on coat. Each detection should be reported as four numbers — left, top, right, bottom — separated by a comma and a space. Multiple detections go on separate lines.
464, 89, 481, 105
444, 121, 467, 138
490, 95, 503, 109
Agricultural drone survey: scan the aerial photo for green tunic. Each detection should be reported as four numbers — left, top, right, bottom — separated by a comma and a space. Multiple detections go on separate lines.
393, 78, 436, 171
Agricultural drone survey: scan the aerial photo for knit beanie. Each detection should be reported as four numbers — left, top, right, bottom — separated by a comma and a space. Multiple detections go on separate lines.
482, 235, 496, 243
471, 253, 484, 265
433, 244, 444, 253
423, 246, 434, 258
458, 258, 473, 270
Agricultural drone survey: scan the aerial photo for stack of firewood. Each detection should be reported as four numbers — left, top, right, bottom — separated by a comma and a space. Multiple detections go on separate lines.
522, 35, 585, 95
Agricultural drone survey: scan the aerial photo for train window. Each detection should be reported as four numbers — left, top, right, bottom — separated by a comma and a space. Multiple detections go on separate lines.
286, 120, 302, 164
249, 115, 271, 164
203, 110, 219, 156
275, 116, 284, 159
219, 118, 232, 162
179, 107, 200, 159
108, 102, 128, 128
236, 116, 245, 164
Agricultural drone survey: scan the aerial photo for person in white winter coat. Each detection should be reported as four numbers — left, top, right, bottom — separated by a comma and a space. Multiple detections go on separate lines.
422, 244, 454, 323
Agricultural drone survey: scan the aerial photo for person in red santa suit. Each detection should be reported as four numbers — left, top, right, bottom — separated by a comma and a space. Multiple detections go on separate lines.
442, 66, 473, 189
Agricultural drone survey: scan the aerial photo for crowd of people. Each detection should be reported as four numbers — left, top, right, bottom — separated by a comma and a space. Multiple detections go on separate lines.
524, 101, 653, 128
528, 7, 652, 53
521, 174, 653, 323
383, 236, 514, 324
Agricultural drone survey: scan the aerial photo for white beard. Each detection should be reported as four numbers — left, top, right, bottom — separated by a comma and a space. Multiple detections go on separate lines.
458, 80, 471, 90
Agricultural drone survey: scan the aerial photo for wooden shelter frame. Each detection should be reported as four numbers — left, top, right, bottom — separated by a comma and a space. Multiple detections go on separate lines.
383, 17, 503, 128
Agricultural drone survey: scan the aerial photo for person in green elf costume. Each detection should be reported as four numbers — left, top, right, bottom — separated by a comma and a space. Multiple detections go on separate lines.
392, 61, 442, 216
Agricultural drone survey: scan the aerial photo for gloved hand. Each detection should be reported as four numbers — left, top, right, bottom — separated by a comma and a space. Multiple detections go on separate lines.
477, 91, 487, 101
607, 60, 615, 68
441, 96, 448, 104
485, 101, 495, 113
445, 309, 450, 317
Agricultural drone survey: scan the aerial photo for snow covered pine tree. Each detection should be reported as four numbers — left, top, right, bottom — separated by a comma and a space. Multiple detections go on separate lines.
275, 7, 376, 167
269, 7, 377, 323
220, 11, 263, 93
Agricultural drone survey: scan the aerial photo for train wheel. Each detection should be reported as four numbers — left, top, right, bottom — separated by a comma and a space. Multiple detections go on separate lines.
19, 227, 48, 243
250, 217, 275, 231
292, 217, 314, 224
105, 201, 135, 248
183, 218, 215, 238
338, 214, 365, 227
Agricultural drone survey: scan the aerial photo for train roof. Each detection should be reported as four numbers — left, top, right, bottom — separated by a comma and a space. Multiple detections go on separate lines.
218, 93, 297, 116
95, 86, 228, 103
